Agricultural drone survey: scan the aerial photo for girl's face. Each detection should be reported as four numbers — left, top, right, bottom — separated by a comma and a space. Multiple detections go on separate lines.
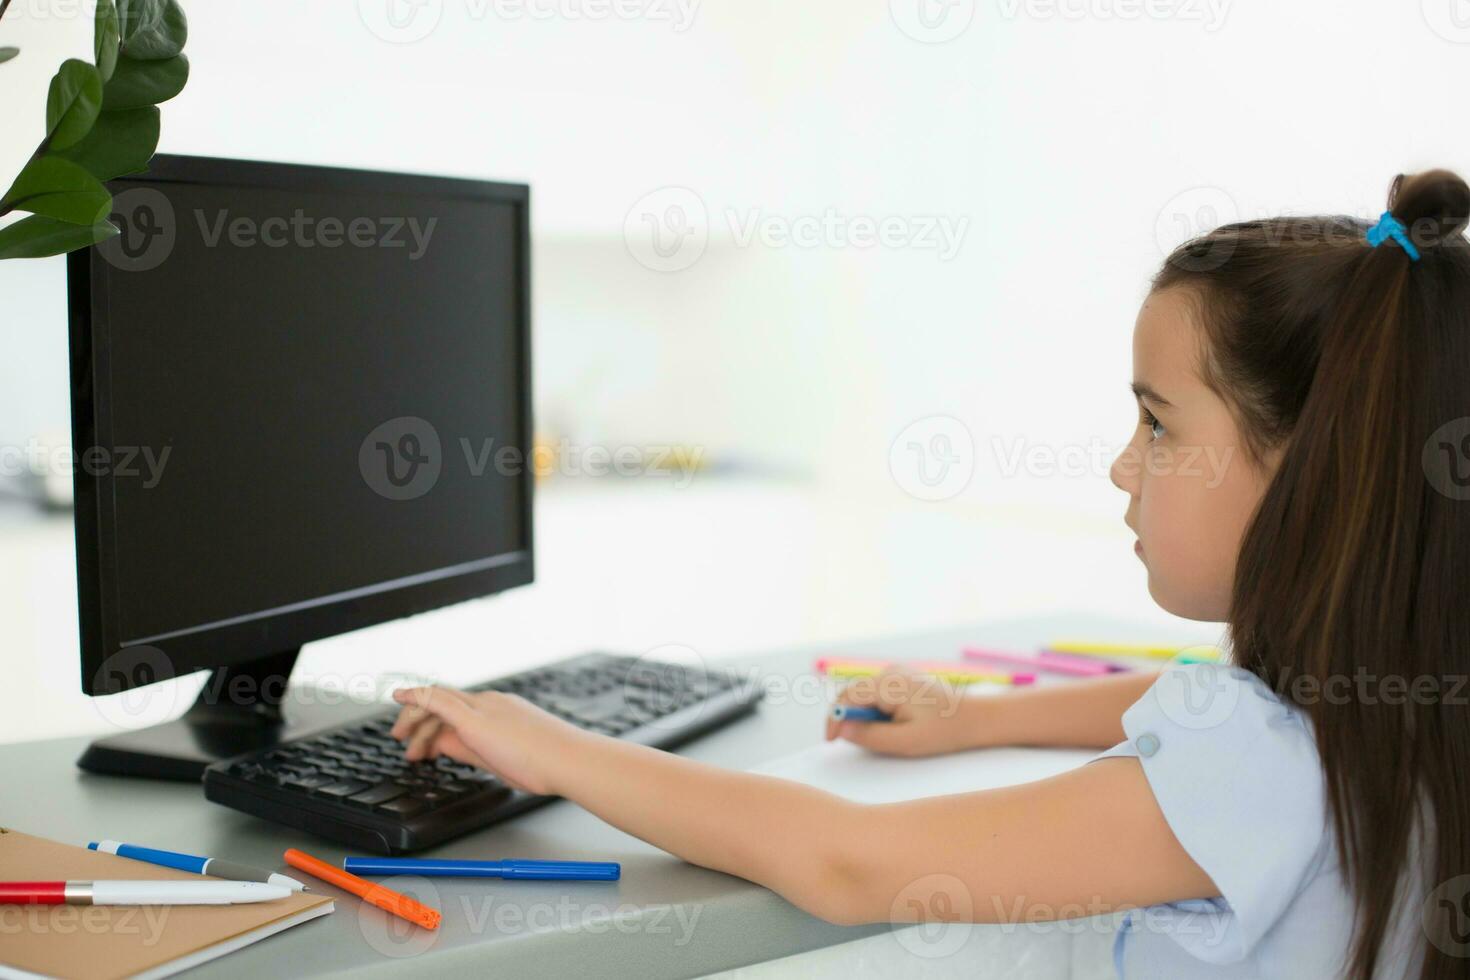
1108, 288, 1280, 622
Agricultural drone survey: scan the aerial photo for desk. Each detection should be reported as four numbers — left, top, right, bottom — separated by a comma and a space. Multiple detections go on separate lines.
0, 614, 1212, 978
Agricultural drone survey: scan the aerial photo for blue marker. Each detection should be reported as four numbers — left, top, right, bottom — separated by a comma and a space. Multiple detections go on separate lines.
343, 857, 621, 881
830, 705, 893, 723
89, 840, 307, 891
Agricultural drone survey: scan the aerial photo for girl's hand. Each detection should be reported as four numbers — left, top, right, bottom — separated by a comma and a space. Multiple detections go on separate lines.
823, 668, 991, 757
389, 686, 590, 795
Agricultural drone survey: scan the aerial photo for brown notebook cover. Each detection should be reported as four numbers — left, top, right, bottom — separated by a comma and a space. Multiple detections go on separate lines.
0, 828, 333, 980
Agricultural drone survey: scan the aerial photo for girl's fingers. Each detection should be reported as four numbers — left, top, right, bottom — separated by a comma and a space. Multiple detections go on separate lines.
826, 670, 915, 738
429, 729, 530, 790
404, 716, 443, 761
393, 685, 478, 728
834, 717, 915, 756
835, 675, 882, 706
429, 728, 491, 770
392, 687, 478, 759
389, 703, 426, 741
827, 672, 899, 738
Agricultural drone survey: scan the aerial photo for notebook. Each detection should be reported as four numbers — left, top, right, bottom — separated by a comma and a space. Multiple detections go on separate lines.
749, 739, 1098, 803
0, 828, 333, 980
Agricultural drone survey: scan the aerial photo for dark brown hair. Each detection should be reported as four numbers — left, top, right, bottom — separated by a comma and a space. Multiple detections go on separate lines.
1153, 170, 1470, 980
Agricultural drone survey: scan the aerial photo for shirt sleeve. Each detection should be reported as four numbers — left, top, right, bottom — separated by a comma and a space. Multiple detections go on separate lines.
1089, 662, 1330, 965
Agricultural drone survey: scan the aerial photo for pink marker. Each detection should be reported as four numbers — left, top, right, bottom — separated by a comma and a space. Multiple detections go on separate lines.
961, 647, 1129, 678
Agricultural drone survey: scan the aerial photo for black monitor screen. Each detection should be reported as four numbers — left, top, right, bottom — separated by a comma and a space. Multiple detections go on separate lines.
74, 158, 532, 677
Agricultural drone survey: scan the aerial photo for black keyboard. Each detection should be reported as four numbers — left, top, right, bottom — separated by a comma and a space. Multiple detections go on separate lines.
202, 652, 761, 853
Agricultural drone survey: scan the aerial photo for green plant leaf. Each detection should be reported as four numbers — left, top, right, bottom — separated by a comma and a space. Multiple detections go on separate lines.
103, 53, 188, 109
117, 0, 164, 45
0, 214, 119, 260
0, 156, 112, 225
0, 47, 19, 65
120, 0, 185, 61
95, 0, 120, 82
45, 59, 104, 152
53, 106, 159, 181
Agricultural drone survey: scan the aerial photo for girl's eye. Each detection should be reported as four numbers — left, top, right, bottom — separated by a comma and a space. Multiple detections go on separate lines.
1140, 407, 1165, 441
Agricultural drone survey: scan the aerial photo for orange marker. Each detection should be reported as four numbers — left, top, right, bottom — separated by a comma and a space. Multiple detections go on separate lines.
283, 848, 441, 930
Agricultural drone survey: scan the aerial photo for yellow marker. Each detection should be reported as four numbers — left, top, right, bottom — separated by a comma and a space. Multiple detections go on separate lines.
821, 662, 1031, 686
1045, 641, 1221, 661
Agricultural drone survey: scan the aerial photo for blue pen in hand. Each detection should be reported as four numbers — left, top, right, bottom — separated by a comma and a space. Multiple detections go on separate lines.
830, 705, 893, 723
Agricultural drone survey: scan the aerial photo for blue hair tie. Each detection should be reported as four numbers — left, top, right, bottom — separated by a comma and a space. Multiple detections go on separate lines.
1365, 210, 1421, 261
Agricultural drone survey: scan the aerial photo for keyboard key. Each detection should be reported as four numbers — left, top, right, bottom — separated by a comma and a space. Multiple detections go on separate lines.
348, 782, 409, 807
445, 779, 493, 796
315, 779, 370, 797
377, 796, 429, 817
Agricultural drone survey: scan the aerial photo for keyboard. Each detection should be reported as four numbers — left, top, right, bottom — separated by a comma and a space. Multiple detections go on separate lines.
202, 652, 761, 853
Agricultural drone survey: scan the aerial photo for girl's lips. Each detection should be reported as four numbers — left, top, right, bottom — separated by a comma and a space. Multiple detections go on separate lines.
1134, 539, 1144, 556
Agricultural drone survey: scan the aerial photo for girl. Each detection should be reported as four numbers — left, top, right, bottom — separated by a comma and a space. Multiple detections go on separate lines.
392, 169, 1470, 979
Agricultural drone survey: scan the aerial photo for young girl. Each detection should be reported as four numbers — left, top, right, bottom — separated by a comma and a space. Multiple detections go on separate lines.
392, 169, 1470, 979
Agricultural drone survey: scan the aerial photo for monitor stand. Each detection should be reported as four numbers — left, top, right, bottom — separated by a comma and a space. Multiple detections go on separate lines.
76, 648, 377, 781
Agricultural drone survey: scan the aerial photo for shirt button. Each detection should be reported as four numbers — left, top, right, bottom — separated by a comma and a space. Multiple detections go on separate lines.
1135, 733, 1161, 757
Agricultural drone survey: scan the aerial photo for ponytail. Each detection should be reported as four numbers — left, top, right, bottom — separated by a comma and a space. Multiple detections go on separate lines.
1154, 169, 1470, 980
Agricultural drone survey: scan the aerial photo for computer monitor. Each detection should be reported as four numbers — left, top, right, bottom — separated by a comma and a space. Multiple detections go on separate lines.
68, 155, 533, 779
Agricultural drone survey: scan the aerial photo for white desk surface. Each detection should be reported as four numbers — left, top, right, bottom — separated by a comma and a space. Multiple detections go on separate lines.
0, 611, 1220, 979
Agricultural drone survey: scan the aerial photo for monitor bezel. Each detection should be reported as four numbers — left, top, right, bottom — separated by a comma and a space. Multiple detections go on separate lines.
68, 154, 535, 696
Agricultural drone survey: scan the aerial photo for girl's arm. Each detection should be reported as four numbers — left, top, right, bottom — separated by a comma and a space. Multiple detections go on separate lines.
825, 668, 1161, 756
979, 669, 1162, 746
392, 684, 1214, 926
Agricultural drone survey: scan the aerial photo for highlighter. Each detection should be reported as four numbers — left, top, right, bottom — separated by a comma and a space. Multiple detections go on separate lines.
283, 848, 440, 930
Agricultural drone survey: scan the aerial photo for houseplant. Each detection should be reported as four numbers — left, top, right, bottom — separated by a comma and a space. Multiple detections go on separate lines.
0, 0, 188, 259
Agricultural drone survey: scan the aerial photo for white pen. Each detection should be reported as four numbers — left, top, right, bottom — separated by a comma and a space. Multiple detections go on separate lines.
0, 880, 293, 905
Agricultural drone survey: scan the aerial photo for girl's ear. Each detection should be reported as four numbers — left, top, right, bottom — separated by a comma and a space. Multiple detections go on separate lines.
1257, 441, 1286, 481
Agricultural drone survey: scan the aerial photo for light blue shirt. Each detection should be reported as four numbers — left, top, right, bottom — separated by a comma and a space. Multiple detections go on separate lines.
1090, 663, 1422, 979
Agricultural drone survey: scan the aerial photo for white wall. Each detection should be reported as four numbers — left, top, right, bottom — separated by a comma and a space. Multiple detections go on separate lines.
5, 1, 1465, 501
1, 1, 1466, 740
